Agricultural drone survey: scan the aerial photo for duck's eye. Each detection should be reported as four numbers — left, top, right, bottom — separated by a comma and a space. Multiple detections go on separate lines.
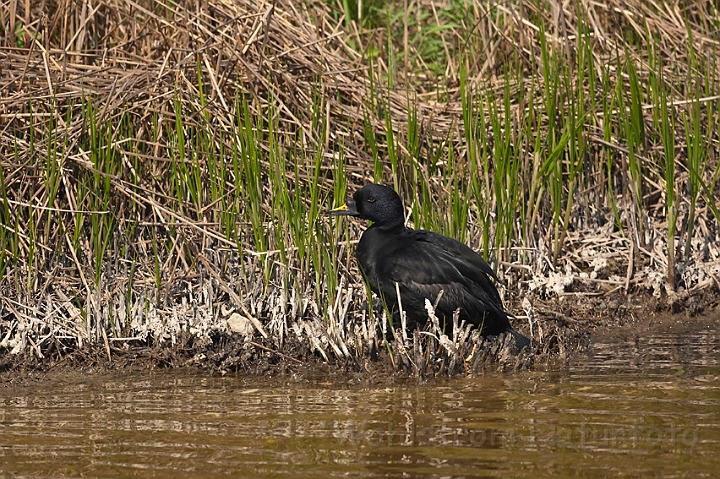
367, 197, 376, 203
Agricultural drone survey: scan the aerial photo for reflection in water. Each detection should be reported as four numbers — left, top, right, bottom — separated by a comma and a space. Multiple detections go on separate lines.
0, 316, 719, 478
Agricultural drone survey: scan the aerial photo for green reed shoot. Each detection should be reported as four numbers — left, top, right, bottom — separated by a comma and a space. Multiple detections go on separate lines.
538, 29, 567, 265
490, 78, 521, 261
44, 102, 61, 246
699, 49, 720, 224
702, 96, 720, 224
658, 74, 676, 289
525, 84, 545, 252
236, 92, 268, 256
601, 63, 622, 229
554, 59, 586, 267
622, 52, 647, 245
364, 63, 383, 182
0, 155, 9, 278
82, 96, 116, 286
460, 63, 490, 255
680, 23, 708, 260
384, 96, 399, 191
682, 98, 705, 261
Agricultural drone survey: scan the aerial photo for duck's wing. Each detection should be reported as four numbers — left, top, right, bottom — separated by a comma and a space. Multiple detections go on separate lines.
421, 231, 502, 291
410, 230, 503, 304
379, 230, 506, 318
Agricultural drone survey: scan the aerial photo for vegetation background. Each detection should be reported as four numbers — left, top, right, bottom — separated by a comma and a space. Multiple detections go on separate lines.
0, 0, 718, 374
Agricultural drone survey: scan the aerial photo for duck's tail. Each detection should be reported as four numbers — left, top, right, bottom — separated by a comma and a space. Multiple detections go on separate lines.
509, 329, 531, 352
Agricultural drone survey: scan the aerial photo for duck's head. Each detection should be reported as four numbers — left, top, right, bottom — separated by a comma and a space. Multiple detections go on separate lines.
327, 183, 405, 228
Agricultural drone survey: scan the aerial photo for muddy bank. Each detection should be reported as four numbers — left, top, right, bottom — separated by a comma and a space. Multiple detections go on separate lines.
2, 287, 717, 385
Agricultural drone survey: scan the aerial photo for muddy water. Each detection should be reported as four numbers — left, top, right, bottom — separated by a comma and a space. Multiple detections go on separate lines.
1, 316, 719, 478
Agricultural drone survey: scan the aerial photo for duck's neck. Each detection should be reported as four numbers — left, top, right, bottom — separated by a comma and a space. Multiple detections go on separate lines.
371, 219, 405, 232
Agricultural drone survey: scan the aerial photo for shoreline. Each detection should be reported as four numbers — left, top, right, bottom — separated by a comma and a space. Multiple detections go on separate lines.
2, 283, 716, 382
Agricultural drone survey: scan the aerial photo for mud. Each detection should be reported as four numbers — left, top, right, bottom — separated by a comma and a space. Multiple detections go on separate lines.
1, 285, 717, 386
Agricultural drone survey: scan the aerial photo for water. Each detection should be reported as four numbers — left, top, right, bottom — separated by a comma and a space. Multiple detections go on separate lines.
1, 315, 718, 478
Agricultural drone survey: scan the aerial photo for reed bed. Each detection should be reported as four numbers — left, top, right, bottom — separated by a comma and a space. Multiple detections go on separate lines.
0, 0, 718, 376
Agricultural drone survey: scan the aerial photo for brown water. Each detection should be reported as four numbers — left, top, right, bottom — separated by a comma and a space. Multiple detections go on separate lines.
1, 316, 719, 478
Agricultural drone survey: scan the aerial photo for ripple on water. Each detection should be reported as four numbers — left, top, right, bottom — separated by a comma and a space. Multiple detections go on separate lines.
0, 315, 719, 478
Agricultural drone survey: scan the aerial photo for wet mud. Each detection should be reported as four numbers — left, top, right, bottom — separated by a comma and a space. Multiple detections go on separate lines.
1, 286, 717, 386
